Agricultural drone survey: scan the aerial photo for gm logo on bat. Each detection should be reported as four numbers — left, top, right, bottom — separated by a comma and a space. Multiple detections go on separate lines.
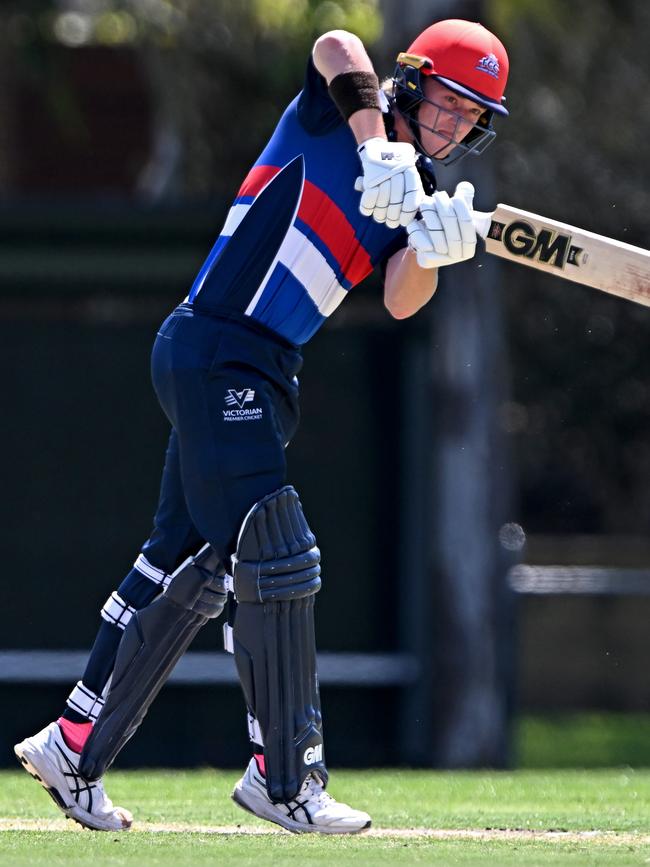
488, 219, 585, 270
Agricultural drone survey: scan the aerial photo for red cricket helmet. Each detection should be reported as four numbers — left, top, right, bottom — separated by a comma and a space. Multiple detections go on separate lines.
391, 19, 510, 164
405, 19, 509, 115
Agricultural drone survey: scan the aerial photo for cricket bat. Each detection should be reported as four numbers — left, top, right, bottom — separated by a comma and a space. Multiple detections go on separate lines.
457, 182, 650, 307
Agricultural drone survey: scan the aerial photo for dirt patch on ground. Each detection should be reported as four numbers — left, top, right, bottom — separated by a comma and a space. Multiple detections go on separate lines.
1, 818, 649, 845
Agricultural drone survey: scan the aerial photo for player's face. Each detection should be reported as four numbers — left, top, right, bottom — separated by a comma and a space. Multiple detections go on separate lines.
416, 78, 486, 159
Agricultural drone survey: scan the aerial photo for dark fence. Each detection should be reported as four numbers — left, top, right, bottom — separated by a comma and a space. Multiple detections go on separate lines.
5, 202, 645, 771
0, 202, 437, 768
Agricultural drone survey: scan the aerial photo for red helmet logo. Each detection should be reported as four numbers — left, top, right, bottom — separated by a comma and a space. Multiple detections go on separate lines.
475, 53, 501, 79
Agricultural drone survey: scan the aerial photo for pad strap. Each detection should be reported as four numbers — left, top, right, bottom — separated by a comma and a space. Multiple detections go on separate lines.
101, 591, 136, 631
247, 712, 263, 746
66, 681, 106, 723
133, 553, 172, 589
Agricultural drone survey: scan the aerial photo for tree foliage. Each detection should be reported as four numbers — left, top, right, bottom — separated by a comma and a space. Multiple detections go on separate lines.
485, 0, 650, 535
488, 0, 650, 239
5, 0, 382, 196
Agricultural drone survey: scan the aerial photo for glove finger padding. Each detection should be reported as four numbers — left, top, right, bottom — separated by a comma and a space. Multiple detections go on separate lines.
450, 189, 477, 253
385, 173, 405, 229
406, 220, 455, 268
418, 203, 448, 256
407, 221, 440, 269
431, 190, 464, 260
399, 166, 425, 227
359, 184, 380, 216
372, 179, 391, 223
407, 220, 433, 252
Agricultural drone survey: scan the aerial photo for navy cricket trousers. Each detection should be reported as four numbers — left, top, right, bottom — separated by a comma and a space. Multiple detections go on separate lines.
70, 304, 302, 706
143, 303, 302, 572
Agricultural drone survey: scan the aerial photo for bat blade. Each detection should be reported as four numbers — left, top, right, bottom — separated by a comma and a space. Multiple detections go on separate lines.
472, 203, 650, 307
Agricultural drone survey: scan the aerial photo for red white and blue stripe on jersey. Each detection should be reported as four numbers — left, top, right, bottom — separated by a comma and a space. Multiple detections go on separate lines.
188, 64, 407, 346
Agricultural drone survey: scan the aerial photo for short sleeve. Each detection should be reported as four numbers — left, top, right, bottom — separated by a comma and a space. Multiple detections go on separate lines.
297, 57, 345, 136
377, 230, 409, 280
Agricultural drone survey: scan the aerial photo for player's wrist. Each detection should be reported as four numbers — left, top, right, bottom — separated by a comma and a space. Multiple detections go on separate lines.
357, 137, 416, 164
351, 121, 387, 147
357, 134, 387, 151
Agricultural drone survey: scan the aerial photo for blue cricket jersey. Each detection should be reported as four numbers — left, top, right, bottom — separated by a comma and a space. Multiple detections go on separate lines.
188, 59, 408, 346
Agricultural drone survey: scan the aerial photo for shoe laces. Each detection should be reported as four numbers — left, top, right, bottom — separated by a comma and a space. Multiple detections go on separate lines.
301, 773, 334, 807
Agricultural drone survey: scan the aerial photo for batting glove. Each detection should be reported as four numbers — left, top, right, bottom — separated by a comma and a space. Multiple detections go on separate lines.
407, 182, 477, 268
355, 137, 424, 229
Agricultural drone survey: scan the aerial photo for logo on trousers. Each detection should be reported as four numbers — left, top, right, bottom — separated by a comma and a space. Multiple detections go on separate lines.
304, 744, 323, 765
225, 388, 255, 409
223, 388, 263, 422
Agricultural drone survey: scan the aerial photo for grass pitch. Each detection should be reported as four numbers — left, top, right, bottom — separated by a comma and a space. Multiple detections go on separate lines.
2, 767, 650, 865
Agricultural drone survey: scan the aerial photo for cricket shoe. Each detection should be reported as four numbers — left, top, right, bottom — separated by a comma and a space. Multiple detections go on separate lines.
14, 722, 132, 831
232, 757, 371, 834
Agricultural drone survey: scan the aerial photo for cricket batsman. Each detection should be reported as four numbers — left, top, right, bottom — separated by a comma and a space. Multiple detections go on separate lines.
15, 19, 509, 833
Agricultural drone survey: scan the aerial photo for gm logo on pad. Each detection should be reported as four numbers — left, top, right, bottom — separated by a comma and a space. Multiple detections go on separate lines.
304, 744, 323, 765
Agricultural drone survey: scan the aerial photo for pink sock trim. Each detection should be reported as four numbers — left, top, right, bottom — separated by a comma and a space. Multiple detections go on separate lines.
57, 717, 93, 754
254, 753, 266, 777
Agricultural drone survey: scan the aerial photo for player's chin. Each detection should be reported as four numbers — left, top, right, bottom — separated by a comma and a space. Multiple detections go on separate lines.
429, 141, 456, 160
422, 133, 457, 160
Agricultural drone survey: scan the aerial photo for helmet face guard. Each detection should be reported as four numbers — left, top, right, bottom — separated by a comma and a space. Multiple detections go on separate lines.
392, 54, 497, 166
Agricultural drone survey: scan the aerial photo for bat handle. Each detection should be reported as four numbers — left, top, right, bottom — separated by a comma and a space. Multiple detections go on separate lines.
472, 210, 493, 240
455, 180, 493, 240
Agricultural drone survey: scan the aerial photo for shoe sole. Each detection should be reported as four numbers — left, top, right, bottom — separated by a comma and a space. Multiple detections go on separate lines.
232, 785, 371, 835
14, 741, 130, 833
